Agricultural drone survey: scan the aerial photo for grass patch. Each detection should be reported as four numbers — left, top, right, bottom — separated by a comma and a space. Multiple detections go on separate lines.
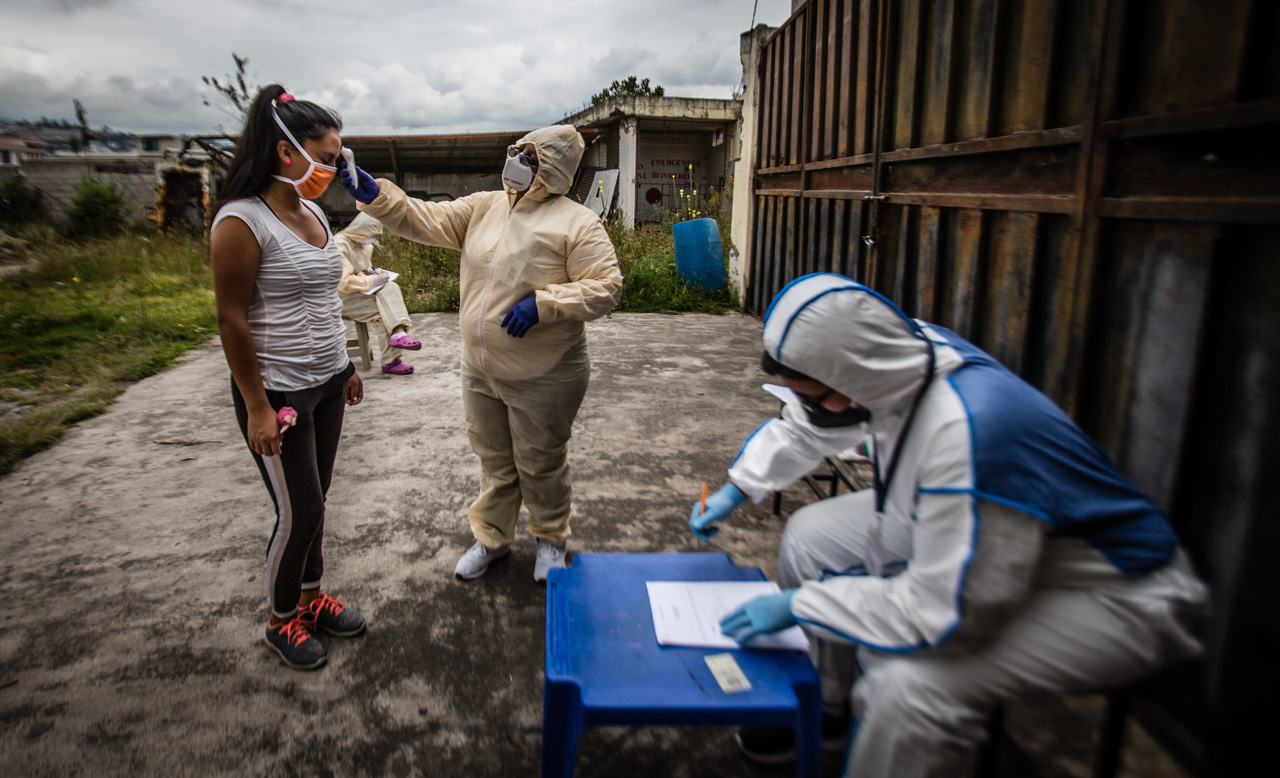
607, 218, 738, 314
0, 230, 216, 474
367, 235, 462, 313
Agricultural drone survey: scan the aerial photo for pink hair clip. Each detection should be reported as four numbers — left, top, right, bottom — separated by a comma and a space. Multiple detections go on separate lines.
278, 92, 296, 104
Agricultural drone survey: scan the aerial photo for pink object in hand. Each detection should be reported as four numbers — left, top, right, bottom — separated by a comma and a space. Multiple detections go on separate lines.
277, 406, 298, 434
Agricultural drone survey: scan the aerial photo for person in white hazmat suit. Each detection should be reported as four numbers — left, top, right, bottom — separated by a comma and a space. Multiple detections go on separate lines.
334, 212, 420, 375
338, 126, 622, 583
691, 273, 1209, 776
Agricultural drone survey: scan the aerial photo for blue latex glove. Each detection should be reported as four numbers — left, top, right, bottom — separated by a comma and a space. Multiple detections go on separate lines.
501, 294, 540, 337
339, 158, 381, 205
720, 589, 798, 644
689, 482, 746, 543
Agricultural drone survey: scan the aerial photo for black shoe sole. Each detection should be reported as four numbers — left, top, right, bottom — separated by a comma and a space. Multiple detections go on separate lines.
319, 621, 366, 638
263, 636, 327, 671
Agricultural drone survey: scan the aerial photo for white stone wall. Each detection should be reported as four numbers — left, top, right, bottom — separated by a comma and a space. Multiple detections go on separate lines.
19, 157, 155, 221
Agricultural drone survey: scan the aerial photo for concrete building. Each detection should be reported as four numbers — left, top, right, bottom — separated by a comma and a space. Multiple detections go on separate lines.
561, 95, 742, 228
135, 134, 185, 157
0, 137, 47, 169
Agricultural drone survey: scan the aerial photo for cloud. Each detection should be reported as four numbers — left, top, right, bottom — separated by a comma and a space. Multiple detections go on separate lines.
0, 0, 799, 135
48, 0, 120, 11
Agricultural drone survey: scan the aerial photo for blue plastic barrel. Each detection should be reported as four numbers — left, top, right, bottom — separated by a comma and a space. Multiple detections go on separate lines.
672, 218, 726, 291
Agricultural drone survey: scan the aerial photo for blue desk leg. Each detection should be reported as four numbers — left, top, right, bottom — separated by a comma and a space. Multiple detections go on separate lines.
794, 678, 823, 778
541, 680, 583, 778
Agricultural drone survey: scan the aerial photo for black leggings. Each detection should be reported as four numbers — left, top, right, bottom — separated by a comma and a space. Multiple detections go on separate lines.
232, 362, 354, 619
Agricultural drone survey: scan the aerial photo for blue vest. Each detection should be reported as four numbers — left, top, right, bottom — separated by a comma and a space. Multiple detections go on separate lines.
936, 328, 1178, 576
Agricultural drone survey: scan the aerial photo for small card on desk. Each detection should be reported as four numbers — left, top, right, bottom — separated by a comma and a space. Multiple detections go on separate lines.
705, 652, 752, 694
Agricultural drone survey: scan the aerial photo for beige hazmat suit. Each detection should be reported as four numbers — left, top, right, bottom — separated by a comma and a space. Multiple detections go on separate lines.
334, 212, 413, 368
357, 125, 622, 548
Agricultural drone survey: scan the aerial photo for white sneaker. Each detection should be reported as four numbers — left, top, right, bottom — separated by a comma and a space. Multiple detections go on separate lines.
454, 541, 510, 580
533, 538, 568, 583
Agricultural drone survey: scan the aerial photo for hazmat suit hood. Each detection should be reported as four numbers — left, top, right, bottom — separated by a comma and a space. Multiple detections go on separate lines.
510, 125, 584, 201
338, 212, 384, 244
762, 273, 957, 418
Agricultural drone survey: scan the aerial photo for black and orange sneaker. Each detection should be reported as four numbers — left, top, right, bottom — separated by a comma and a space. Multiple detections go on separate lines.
263, 614, 327, 671
300, 593, 366, 637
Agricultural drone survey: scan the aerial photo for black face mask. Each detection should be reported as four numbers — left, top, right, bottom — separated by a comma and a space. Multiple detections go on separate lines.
800, 395, 871, 428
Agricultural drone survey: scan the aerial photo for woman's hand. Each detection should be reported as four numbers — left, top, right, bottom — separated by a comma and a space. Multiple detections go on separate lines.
346, 371, 364, 405
247, 406, 283, 457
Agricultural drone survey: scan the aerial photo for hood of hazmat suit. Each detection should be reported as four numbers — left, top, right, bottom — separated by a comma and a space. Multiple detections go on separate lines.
335, 212, 384, 295
356, 125, 622, 380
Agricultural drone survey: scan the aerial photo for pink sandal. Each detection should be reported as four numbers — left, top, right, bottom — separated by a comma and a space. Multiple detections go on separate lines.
387, 332, 422, 350
381, 358, 414, 375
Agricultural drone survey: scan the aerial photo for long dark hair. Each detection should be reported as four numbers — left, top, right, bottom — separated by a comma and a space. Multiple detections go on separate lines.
215, 84, 342, 211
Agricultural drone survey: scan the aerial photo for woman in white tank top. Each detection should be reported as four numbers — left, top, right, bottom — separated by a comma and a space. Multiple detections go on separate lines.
210, 85, 367, 671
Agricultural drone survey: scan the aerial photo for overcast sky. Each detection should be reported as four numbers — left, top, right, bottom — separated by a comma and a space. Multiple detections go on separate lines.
0, 0, 794, 136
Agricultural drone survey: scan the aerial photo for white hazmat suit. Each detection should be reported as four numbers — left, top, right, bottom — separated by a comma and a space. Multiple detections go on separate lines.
728, 273, 1208, 777
334, 212, 413, 369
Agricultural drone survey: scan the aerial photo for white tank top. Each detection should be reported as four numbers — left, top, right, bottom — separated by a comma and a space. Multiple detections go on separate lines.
212, 197, 349, 392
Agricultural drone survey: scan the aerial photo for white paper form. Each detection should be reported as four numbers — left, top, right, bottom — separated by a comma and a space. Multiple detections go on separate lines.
361, 269, 400, 295
646, 581, 810, 651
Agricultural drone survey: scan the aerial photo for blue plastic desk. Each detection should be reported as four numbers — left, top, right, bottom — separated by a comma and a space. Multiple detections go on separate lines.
543, 552, 821, 778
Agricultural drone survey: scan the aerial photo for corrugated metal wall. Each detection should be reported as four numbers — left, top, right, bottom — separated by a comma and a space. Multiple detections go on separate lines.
748, 0, 1279, 773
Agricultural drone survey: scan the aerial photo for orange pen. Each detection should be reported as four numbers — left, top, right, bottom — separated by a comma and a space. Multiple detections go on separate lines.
701, 482, 708, 515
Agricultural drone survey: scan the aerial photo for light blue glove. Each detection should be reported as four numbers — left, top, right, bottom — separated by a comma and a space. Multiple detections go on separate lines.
720, 589, 798, 644
689, 482, 746, 543
500, 294, 540, 337
339, 158, 381, 205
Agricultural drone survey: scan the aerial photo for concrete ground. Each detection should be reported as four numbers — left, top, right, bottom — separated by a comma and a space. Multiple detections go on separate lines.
0, 313, 1183, 778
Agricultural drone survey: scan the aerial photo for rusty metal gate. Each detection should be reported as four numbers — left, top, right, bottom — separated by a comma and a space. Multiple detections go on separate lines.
747, 0, 1279, 774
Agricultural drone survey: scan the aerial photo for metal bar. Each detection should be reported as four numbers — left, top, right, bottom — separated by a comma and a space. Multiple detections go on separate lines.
816, 198, 833, 274
789, 22, 804, 166
886, 193, 1074, 213
956, 0, 1002, 140
838, 0, 857, 158
983, 211, 1040, 375
1166, 0, 1252, 112
853, 0, 875, 155
760, 126, 1083, 175
1099, 97, 1280, 140
767, 33, 781, 168
756, 39, 772, 170
1051, 0, 1125, 418
892, 0, 922, 150
864, 0, 893, 252
1000, 0, 1058, 133
890, 206, 913, 305
916, 206, 942, 320
814, 0, 832, 161
920, 0, 956, 146
1096, 197, 1280, 225
948, 208, 985, 341
757, 188, 872, 198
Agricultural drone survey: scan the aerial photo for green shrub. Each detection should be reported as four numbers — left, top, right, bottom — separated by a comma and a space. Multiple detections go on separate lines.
0, 176, 45, 228
64, 176, 129, 239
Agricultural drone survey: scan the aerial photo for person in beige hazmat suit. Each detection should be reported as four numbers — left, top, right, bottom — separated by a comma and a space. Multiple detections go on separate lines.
338, 125, 622, 583
334, 212, 420, 375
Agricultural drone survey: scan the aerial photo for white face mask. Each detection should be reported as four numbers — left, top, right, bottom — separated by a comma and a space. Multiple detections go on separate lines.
502, 150, 534, 192
271, 102, 337, 199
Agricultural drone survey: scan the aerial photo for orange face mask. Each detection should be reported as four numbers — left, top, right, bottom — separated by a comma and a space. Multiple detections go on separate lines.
271, 102, 337, 200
